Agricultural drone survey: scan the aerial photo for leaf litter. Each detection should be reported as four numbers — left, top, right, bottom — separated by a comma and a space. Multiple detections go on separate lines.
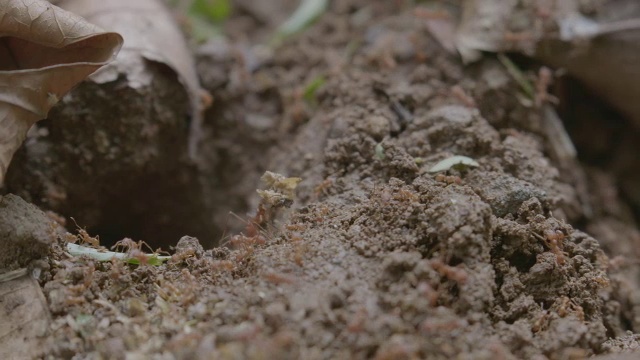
0, 0, 122, 185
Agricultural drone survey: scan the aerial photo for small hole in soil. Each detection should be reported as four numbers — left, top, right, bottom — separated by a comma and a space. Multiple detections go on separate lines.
496, 56, 640, 224
556, 77, 627, 166
447, 256, 464, 267
76, 168, 226, 250
508, 252, 537, 273
556, 76, 640, 221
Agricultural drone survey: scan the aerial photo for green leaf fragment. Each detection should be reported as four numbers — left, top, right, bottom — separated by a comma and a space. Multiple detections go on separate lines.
497, 53, 535, 100
184, 0, 229, 43
375, 143, 385, 160
188, 15, 223, 43
428, 155, 479, 173
66, 243, 170, 265
303, 75, 326, 103
190, 0, 231, 22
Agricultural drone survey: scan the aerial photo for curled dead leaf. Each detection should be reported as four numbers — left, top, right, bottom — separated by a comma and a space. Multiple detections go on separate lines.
0, 269, 50, 359
3, 0, 212, 246
59, 0, 206, 159
0, 0, 123, 184
454, 0, 519, 63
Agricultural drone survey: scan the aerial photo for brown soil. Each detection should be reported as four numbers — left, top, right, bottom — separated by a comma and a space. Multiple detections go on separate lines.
3, 0, 640, 359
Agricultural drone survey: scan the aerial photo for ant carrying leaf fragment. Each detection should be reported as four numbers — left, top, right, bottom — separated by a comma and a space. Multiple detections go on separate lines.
66, 233, 169, 266
65, 218, 170, 265
227, 171, 302, 250
257, 171, 302, 208
67, 243, 170, 266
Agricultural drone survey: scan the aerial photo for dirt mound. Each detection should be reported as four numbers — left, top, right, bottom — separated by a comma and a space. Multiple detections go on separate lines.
2, 1, 640, 359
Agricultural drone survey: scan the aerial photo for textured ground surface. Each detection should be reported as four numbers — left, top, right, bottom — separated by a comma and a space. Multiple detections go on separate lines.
2, 1, 640, 359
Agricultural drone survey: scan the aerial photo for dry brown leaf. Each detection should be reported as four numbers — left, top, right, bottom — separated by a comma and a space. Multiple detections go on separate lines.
454, 0, 581, 63
0, 269, 51, 359
0, 0, 123, 185
454, 0, 519, 63
415, 4, 459, 54
58, 0, 205, 159
455, 0, 640, 127
536, 0, 640, 129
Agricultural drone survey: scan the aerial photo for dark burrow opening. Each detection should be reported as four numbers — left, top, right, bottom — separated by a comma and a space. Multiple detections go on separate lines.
1, 65, 264, 251
555, 75, 640, 223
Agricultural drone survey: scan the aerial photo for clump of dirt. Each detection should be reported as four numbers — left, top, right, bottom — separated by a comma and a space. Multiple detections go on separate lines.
0, 194, 57, 271
4, 0, 640, 359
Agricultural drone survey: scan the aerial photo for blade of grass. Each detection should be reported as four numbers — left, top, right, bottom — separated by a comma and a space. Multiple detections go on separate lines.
272, 0, 328, 45
497, 53, 535, 100
303, 75, 326, 103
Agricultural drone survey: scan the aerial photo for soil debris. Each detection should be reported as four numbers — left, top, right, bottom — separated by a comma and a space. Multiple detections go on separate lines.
2, 0, 640, 358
